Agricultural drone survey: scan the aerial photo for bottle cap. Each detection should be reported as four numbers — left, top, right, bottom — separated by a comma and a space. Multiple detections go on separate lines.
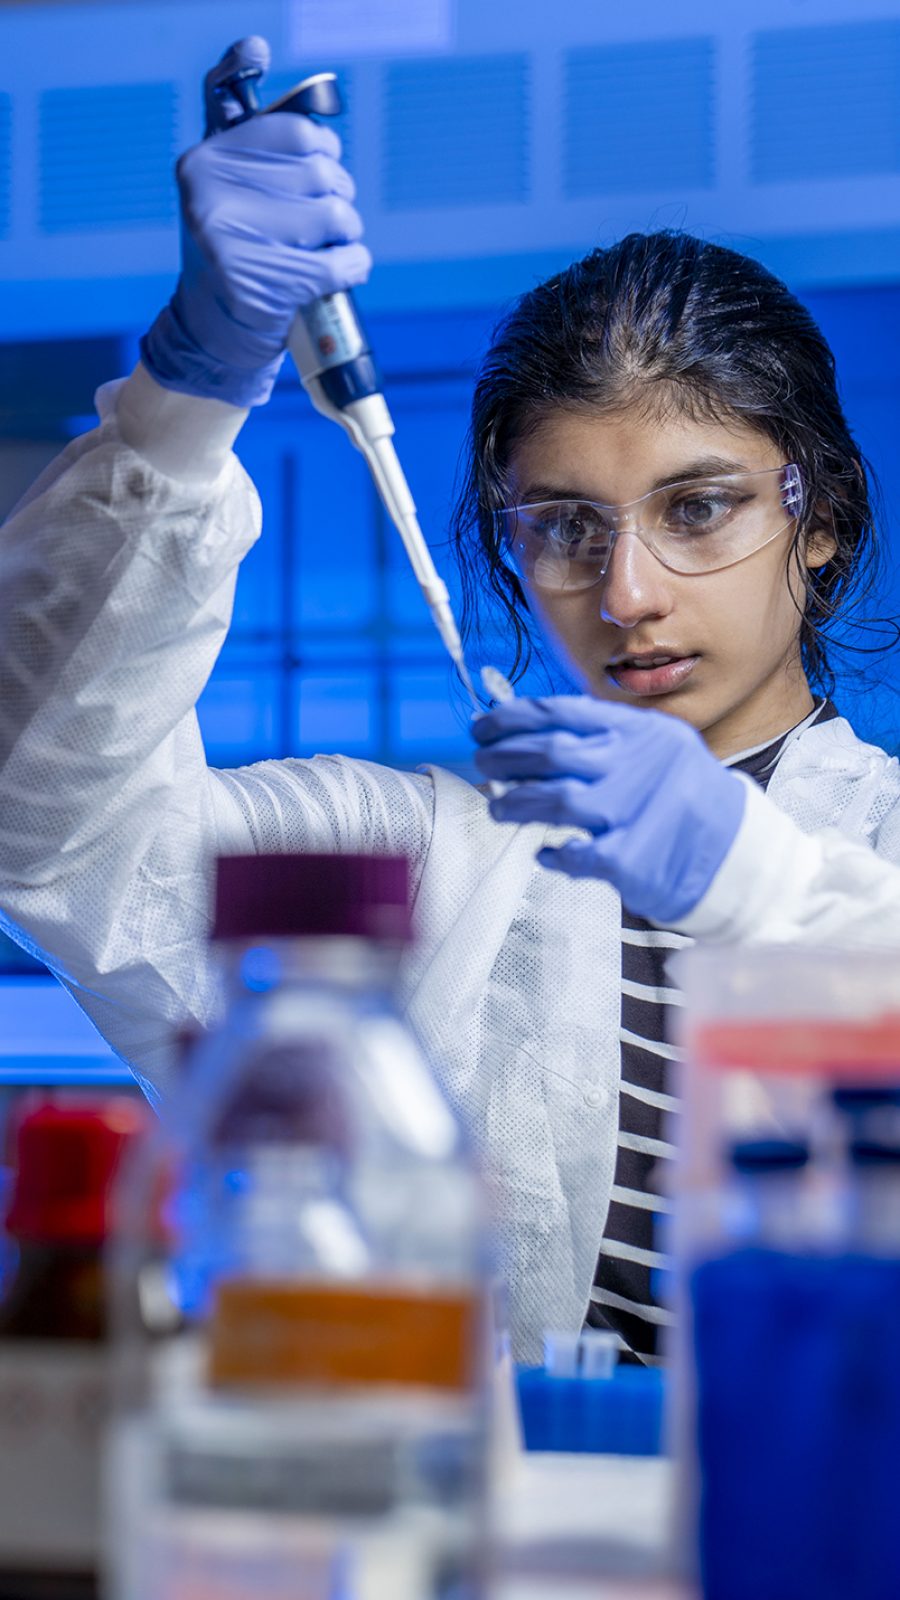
849, 1138, 900, 1168
832, 1085, 900, 1114
5, 1097, 148, 1245
729, 1137, 810, 1174
212, 852, 411, 944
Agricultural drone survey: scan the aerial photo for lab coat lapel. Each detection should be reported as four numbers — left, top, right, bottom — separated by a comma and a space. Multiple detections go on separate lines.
400, 773, 549, 1051
398, 765, 623, 1363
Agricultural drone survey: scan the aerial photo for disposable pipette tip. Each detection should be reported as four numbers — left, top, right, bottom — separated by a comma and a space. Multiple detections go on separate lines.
457, 659, 480, 711
430, 598, 479, 710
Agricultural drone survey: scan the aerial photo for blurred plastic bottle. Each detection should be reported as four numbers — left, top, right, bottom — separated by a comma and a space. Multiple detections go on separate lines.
726, 1136, 811, 1247
831, 1084, 900, 1130
0, 1095, 147, 1600
107, 852, 490, 1600
847, 1136, 900, 1251
826, 1085, 900, 1247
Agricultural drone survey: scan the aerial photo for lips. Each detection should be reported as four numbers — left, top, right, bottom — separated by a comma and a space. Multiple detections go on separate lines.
605, 652, 699, 697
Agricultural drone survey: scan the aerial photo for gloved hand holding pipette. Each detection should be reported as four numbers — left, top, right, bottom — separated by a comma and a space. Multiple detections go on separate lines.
142, 38, 371, 408
473, 694, 747, 924
142, 36, 476, 702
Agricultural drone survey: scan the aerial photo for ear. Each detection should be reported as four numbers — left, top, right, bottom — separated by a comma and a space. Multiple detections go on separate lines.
804, 525, 837, 570
803, 500, 837, 571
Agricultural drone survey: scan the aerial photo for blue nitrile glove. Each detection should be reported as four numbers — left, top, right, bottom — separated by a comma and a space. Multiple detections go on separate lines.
472, 696, 747, 923
141, 37, 372, 408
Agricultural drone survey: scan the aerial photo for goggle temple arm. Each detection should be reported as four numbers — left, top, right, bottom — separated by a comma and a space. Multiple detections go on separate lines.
780, 464, 805, 518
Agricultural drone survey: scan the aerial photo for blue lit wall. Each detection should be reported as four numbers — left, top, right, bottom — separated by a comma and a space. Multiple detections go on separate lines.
2, 0, 900, 1062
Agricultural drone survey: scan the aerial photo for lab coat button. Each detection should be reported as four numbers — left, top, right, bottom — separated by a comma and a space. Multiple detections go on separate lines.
583, 1085, 606, 1109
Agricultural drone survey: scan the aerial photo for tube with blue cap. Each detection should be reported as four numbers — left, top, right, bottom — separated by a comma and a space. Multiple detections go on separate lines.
206, 63, 479, 709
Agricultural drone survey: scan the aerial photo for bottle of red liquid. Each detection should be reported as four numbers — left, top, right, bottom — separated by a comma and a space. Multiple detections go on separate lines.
0, 1096, 148, 1600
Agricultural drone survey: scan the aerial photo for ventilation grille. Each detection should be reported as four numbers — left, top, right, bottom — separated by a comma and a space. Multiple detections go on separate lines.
565, 39, 715, 198
383, 54, 529, 209
752, 22, 900, 183
0, 95, 10, 238
40, 83, 178, 233
262, 68, 352, 167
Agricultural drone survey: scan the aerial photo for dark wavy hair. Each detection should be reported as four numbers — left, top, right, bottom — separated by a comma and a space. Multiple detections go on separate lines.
452, 229, 890, 695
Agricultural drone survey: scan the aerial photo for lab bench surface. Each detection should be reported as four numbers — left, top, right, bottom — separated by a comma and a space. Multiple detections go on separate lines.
496, 1451, 688, 1597
0, 1454, 684, 1600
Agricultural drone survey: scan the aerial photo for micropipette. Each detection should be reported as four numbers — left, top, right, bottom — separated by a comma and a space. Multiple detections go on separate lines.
208, 65, 479, 710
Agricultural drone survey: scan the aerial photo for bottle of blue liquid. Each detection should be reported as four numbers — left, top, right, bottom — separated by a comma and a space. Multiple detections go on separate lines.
692, 1128, 900, 1600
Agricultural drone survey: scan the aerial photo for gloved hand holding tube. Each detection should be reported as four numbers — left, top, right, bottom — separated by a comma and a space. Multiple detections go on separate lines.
472, 695, 748, 924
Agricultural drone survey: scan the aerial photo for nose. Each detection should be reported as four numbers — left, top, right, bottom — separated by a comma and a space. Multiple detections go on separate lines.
599, 530, 673, 629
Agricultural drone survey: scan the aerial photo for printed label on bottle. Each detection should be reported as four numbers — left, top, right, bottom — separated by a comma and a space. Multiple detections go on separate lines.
208, 1280, 479, 1391
118, 1498, 352, 1600
0, 1341, 107, 1568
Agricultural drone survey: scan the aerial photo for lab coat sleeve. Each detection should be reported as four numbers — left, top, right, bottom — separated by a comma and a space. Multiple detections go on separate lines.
675, 776, 900, 947
0, 366, 434, 1100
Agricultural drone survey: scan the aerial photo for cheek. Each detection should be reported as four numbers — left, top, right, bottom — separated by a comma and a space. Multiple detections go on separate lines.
700, 553, 802, 660
754, 547, 805, 636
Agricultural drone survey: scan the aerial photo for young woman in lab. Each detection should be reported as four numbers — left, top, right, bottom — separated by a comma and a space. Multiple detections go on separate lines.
1, 38, 900, 1364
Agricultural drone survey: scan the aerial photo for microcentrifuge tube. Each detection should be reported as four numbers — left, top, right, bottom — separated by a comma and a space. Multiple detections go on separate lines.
480, 666, 516, 801
481, 666, 516, 704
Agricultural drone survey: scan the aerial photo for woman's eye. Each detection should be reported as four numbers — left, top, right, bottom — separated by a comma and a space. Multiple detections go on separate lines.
667, 491, 743, 532
536, 507, 610, 547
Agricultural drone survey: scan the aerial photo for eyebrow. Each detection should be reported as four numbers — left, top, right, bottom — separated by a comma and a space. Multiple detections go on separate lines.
516, 455, 753, 505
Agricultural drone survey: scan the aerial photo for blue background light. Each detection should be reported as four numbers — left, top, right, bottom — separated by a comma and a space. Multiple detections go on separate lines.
0, 0, 898, 1066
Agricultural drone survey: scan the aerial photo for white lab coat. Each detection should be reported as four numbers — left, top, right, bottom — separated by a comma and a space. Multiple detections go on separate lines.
2, 368, 900, 1363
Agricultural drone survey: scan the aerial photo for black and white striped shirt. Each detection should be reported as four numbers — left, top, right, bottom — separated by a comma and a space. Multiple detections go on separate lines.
585, 700, 838, 1361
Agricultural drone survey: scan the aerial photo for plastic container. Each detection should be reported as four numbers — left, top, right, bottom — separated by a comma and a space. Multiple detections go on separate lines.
847, 1136, 900, 1250
107, 852, 490, 1600
516, 1362, 664, 1456
671, 948, 900, 1600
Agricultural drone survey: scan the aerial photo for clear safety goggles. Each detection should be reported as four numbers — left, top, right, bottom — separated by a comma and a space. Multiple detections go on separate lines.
497, 463, 805, 589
